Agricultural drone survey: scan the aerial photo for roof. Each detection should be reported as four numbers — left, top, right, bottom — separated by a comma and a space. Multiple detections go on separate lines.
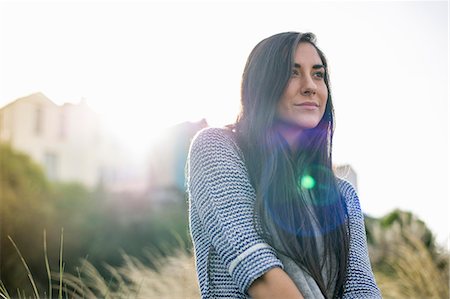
0, 92, 57, 111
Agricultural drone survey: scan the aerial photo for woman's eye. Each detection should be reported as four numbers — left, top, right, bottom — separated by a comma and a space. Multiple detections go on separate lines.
291, 69, 300, 76
313, 71, 325, 79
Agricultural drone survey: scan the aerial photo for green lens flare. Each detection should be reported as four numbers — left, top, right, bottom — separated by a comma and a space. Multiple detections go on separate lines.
300, 175, 316, 189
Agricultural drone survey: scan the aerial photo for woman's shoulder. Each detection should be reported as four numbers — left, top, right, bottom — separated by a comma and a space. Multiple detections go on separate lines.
190, 126, 240, 154
335, 177, 362, 215
336, 177, 357, 198
192, 126, 236, 141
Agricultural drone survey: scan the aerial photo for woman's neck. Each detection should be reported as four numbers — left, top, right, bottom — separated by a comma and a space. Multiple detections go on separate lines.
275, 123, 303, 152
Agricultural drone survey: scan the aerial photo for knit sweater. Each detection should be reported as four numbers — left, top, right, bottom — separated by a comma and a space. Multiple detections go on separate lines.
187, 127, 382, 299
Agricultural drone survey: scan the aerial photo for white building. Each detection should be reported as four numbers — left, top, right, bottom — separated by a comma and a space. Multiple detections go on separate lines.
334, 164, 358, 191
147, 119, 208, 192
0, 92, 127, 188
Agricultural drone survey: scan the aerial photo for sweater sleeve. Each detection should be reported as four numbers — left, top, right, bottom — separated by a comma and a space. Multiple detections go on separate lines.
187, 128, 284, 294
339, 180, 382, 299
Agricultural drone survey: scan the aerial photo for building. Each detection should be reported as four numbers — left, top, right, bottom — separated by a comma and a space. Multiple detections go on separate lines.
148, 119, 208, 192
334, 164, 358, 191
0, 92, 126, 188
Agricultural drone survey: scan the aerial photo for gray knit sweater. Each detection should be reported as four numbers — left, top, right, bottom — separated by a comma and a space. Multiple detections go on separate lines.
187, 127, 382, 299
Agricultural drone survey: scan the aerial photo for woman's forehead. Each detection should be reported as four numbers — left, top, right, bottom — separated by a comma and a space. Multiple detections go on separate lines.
293, 43, 323, 65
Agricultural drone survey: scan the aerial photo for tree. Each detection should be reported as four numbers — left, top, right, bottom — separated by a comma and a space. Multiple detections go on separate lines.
0, 143, 50, 293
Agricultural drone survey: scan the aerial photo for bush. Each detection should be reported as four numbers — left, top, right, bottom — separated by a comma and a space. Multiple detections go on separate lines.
0, 144, 191, 296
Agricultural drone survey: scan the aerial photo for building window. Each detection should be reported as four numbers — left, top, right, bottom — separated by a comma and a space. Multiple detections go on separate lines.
35, 106, 43, 135
59, 112, 67, 140
44, 152, 58, 180
0, 111, 10, 141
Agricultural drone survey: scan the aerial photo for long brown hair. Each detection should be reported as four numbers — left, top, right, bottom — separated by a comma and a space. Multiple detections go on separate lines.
235, 32, 350, 298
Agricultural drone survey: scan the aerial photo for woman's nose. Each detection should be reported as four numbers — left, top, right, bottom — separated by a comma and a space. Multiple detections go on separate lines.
300, 76, 317, 96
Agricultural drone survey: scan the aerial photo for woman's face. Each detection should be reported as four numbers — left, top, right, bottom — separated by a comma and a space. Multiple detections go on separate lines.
276, 42, 328, 139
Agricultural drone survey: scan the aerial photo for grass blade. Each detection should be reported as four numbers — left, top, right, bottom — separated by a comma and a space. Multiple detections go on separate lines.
43, 230, 52, 299
7, 236, 40, 299
0, 280, 11, 299
59, 227, 64, 299
133, 278, 144, 299
75, 255, 89, 299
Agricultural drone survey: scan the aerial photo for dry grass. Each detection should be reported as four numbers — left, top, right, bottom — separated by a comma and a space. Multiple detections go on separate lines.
62, 249, 200, 299
374, 232, 449, 299
366, 211, 449, 299
2, 216, 448, 299
66, 233, 448, 299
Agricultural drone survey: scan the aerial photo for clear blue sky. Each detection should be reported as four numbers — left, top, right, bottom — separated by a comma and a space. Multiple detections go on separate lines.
0, 1, 448, 245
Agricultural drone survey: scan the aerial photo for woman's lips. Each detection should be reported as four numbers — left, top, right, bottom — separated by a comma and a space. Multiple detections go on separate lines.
294, 103, 319, 109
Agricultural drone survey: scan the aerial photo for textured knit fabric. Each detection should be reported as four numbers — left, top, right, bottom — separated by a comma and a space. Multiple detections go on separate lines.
266, 215, 336, 299
187, 127, 382, 299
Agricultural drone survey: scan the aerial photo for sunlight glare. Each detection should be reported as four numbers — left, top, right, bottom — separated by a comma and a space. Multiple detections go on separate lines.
300, 175, 316, 190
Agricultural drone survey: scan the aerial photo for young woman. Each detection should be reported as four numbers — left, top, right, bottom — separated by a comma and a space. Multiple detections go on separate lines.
187, 32, 381, 299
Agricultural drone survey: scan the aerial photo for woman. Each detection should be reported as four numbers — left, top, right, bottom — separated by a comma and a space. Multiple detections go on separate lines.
187, 32, 381, 299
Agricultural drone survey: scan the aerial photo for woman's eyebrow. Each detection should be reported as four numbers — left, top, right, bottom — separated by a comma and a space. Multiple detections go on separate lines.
293, 63, 325, 69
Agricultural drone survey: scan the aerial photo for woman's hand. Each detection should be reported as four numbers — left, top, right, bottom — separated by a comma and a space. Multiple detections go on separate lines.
248, 267, 305, 299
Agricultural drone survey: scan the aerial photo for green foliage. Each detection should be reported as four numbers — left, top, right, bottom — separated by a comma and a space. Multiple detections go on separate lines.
0, 144, 51, 294
379, 209, 402, 227
0, 144, 191, 297
0, 143, 49, 196
365, 209, 439, 268
0, 143, 49, 223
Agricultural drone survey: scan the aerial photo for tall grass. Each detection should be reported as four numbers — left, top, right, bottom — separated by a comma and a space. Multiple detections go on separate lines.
1, 220, 448, 299
0, 231, 199, 299
373, 232, 449, 299
7, 236, 41, 299
1, 229, 65, 299
61, 232, 449, 299
366, 211, 449, 299
62, 249, 199, 299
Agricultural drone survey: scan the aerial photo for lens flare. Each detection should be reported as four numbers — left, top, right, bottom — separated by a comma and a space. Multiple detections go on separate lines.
300, 175, 316, 190
263, 164, 346, 237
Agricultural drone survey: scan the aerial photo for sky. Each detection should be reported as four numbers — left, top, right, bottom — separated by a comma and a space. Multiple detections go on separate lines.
0, 1, 448, 246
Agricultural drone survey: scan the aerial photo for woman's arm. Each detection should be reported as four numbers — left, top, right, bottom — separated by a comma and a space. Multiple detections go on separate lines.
188, 128, 285, 295
248, 268, 305, 299
338, 180, 382, 299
